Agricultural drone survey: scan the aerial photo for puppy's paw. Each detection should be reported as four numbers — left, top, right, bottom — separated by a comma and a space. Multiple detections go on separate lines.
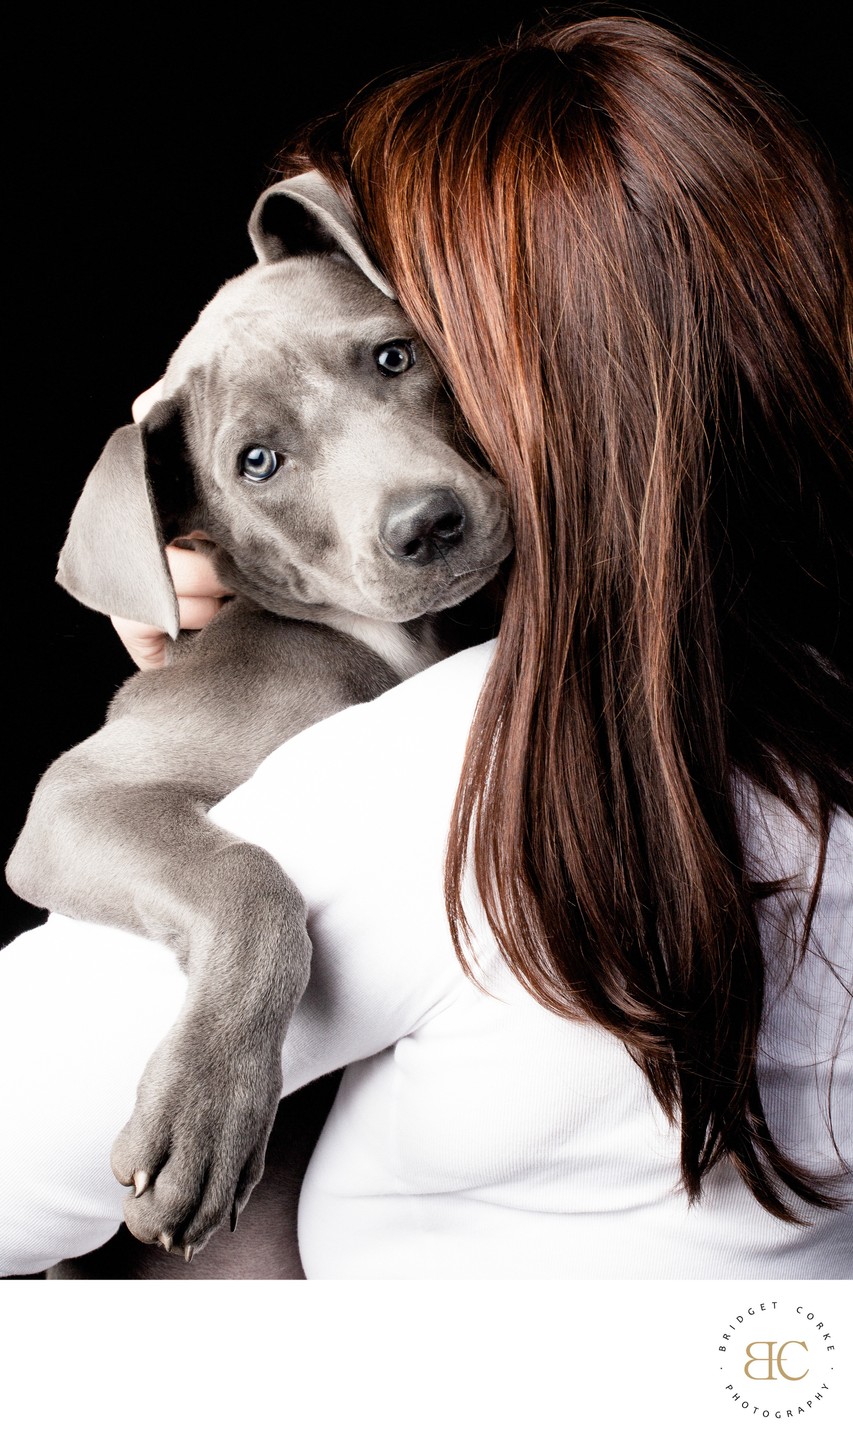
111, 1018, 282, 1255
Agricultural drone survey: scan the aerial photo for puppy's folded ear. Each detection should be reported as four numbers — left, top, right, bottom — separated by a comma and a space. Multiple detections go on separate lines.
56, 398, 189, 637
249, 170, 396, 300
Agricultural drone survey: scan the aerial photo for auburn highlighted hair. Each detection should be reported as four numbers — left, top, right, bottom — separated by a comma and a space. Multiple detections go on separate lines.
285, 14, 853, 1217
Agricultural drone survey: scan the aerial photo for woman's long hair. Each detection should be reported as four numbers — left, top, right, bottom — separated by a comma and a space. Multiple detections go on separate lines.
285, 15, 853, 1217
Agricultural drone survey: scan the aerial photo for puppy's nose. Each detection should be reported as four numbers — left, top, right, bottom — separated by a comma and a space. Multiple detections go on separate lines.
380, 489, 467, 564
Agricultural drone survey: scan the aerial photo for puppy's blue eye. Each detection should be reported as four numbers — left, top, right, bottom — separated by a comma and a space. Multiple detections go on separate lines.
240, 446, 281, 482
375, 340, 415, 376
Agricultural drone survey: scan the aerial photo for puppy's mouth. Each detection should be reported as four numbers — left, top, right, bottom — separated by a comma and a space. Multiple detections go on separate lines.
365, 558, 507, 622
430, 561, 504, 608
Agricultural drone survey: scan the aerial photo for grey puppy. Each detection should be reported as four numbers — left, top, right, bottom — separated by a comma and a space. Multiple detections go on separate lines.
7, 172, 511, 1260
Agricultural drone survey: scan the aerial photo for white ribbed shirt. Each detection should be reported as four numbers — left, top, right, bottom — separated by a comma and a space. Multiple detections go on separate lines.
1, 639, 851, 1276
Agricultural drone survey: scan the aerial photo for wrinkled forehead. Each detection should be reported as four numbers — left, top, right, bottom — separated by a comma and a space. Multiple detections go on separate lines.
162, 258, 403, 397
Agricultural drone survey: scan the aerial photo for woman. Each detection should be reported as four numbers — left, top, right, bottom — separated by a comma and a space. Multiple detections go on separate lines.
1, 15, 851, 1278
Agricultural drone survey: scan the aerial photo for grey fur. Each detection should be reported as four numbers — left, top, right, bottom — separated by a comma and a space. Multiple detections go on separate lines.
6, 174, 511, 1259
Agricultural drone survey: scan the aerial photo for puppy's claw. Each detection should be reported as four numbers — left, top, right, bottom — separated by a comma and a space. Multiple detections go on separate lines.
184, 1245, 195, 1264
159, 1232, 173, 1253
230, 1203, 239, 1234
133, 1171, 150, 1198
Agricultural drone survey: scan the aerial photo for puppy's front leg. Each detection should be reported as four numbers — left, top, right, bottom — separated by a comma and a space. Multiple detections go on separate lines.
114, 841, 311, 1255
7, 612, 399, 1253
10, 769, 311, 1253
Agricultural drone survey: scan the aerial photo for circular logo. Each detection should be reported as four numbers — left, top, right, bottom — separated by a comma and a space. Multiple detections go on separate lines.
716, 1298, 839, 1421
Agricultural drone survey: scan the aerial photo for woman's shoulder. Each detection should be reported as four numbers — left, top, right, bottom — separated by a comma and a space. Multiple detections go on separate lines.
352, 635, 497, 729
216, 637, 496, 810
211, 638, 497, 872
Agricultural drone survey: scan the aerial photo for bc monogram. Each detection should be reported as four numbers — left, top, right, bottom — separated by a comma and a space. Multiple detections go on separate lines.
742, 1341, 809, 1382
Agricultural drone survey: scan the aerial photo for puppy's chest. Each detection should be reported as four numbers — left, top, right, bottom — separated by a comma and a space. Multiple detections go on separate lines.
320, 612, 446, 680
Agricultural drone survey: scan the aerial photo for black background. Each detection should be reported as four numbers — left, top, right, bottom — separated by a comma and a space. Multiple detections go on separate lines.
4, 2, 850, 945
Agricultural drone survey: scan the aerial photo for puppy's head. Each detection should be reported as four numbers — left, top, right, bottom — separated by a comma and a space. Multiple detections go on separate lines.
58, 174, 511, 632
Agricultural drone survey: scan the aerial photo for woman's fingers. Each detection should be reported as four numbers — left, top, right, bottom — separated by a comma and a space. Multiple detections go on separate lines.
177, 594, 228, 629
112, 543, 233, 670
111, 614, 173, 671
164, 544, 231, 602
131, 380, 165, 423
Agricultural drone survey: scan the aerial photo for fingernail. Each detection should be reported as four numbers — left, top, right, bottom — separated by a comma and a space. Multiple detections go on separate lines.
133, 1171, 150, 1198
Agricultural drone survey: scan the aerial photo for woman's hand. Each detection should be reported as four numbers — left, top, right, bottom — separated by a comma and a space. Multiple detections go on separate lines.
111, 546, 231, 670
112, 383, 233, 671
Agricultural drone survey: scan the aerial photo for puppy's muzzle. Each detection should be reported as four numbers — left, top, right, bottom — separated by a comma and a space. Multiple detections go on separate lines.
380, 488, 467, 565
